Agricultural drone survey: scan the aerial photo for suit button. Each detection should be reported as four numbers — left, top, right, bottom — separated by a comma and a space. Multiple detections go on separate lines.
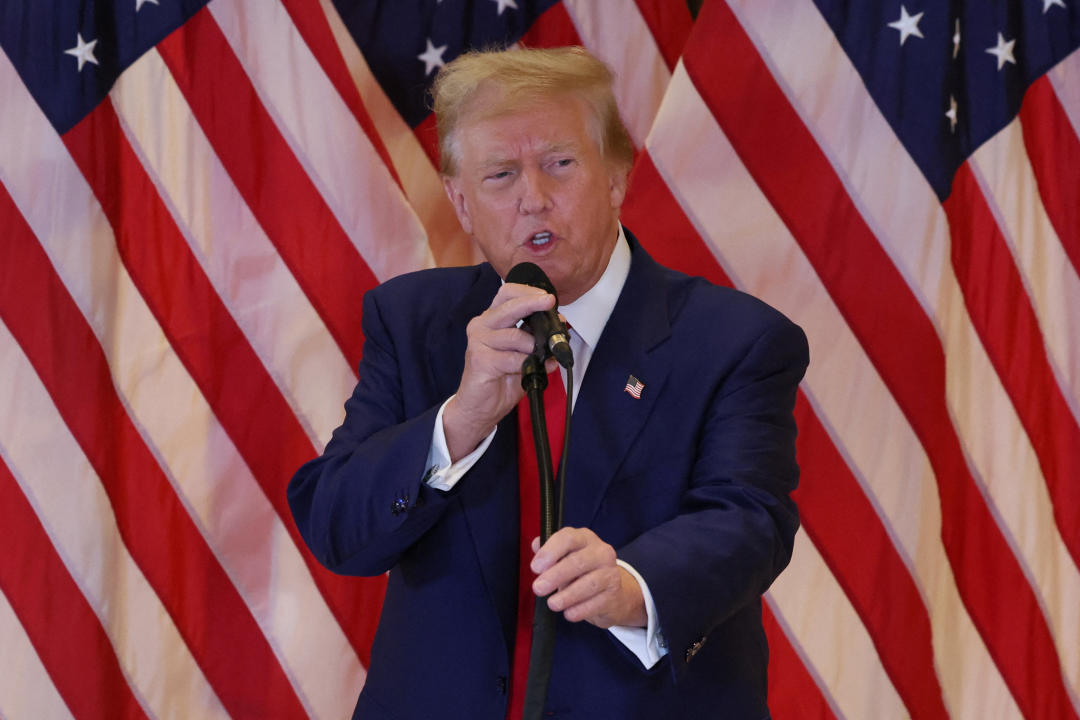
390, 493, 409, 515
495, 676, 507, 694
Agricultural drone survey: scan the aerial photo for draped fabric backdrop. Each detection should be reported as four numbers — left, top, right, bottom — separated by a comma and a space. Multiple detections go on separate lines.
0, 0, 1077, 718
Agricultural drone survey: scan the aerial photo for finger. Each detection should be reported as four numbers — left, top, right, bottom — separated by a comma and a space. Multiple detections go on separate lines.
532, 551, 602, 597
472, 326, 536, 355
496, 280, 547, 296
547, 569, 622, 624
500, 281, 556, 301
546, 567, 617, 609
532, 540, 615, 596
481, 290, 557, 330
558, 594, 612, 627
531, 536, 541, 553
531, 527, 594, 575
487, 292, 556, 330
469, 347, 539, 377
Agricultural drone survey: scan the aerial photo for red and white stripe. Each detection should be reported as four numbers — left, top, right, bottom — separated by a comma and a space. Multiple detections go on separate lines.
0, 317, 228, 719
0, 584, 79, 720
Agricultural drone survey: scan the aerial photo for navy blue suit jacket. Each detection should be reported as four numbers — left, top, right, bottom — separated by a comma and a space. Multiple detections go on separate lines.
288, 233, 808, 719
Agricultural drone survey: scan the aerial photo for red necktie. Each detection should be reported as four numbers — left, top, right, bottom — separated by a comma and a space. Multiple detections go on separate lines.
507, 369, 566, 719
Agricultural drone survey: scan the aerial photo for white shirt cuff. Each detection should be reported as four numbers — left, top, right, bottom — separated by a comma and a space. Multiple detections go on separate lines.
423, 395, 497, 491
428, 400, 665, 668
608, 559, 668, 669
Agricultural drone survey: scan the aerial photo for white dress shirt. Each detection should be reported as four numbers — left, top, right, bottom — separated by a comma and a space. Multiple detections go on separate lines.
422, 228, 667, 668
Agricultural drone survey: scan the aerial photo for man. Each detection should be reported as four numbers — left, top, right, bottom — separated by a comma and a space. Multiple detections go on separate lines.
288, 47, 808, 719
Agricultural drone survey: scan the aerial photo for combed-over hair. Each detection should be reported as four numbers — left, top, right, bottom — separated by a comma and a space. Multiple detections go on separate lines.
431, 46, 634, 176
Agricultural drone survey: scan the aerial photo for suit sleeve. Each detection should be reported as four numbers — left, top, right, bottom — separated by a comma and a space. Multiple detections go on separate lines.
615, 313, 808, 681
287, 289, 459, 577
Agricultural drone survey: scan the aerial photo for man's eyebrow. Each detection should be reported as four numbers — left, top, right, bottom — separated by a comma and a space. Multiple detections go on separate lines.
543, 141, 579, 155
473, 159, 518, 178
477, 157, 516, 170
475, 142, 582, 172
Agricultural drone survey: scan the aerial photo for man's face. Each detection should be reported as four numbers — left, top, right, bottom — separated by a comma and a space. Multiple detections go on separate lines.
442, 93, 628, 305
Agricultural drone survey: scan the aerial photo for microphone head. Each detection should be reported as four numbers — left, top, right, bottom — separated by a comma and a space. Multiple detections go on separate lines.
507, 261, 573, 368
506, 261, 557, 303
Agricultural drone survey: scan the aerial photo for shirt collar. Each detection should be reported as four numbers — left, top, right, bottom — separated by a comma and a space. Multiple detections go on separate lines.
558, 225, 631, 350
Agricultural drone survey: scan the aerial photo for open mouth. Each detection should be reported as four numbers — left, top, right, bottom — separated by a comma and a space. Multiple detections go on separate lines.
529, 231, 552, 247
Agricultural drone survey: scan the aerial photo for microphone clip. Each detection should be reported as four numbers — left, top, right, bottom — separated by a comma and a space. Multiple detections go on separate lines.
522, 318, 573, 370
521, 352, 549, 393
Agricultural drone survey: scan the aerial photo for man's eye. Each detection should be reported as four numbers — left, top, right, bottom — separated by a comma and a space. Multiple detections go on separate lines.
487, 170, 512, 181
554, 158, 574, 168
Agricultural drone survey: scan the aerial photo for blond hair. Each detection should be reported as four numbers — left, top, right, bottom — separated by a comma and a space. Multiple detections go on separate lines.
432, 46, 634, 176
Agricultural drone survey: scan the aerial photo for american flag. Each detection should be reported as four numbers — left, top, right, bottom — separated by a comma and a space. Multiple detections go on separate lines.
622, 1, 1080, 718
624, 374, 645, 400
0, 0, 1076, 719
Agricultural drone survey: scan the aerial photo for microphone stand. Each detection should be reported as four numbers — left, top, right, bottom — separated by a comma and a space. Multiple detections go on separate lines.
520, 353, 573, 720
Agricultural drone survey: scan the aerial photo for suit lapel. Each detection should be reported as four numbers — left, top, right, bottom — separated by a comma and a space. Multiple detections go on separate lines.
426, 265, 521, 647
425, 265, 499, 396
562, 239, 673, 529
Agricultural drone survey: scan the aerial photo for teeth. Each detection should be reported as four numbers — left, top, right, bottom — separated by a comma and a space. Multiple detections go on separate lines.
531, 232, 552, 245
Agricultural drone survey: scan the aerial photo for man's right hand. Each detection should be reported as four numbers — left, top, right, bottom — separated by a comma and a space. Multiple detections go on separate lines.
442, 282, 559, 462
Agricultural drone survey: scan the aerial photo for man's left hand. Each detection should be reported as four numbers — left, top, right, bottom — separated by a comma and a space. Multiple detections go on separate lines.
530, 527, 646, 629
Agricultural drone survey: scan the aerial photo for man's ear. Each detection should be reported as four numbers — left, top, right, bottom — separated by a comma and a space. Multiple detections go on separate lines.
442, 176, 473, 235
608, 165, 630, 210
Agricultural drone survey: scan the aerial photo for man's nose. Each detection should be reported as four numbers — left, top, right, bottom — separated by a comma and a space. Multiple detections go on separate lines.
518, 167, 553, 214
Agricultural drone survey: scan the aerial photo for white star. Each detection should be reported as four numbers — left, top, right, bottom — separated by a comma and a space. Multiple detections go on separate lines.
945, 95, 958, 133
64, 32, 99, 73
952, 18, 961, 59
1043, 0, 1066, 11
491, 0, 518, 16
986, 32, 1016, 71
135, 0, 159, 10
888, 5, 924, 46
417, 38, 448, 77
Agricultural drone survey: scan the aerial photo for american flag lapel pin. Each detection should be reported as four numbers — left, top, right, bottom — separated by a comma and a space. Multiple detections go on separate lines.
624, 374, 645, 400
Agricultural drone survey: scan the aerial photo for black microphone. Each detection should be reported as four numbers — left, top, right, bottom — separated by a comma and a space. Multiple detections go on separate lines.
506, 262, 574, 369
